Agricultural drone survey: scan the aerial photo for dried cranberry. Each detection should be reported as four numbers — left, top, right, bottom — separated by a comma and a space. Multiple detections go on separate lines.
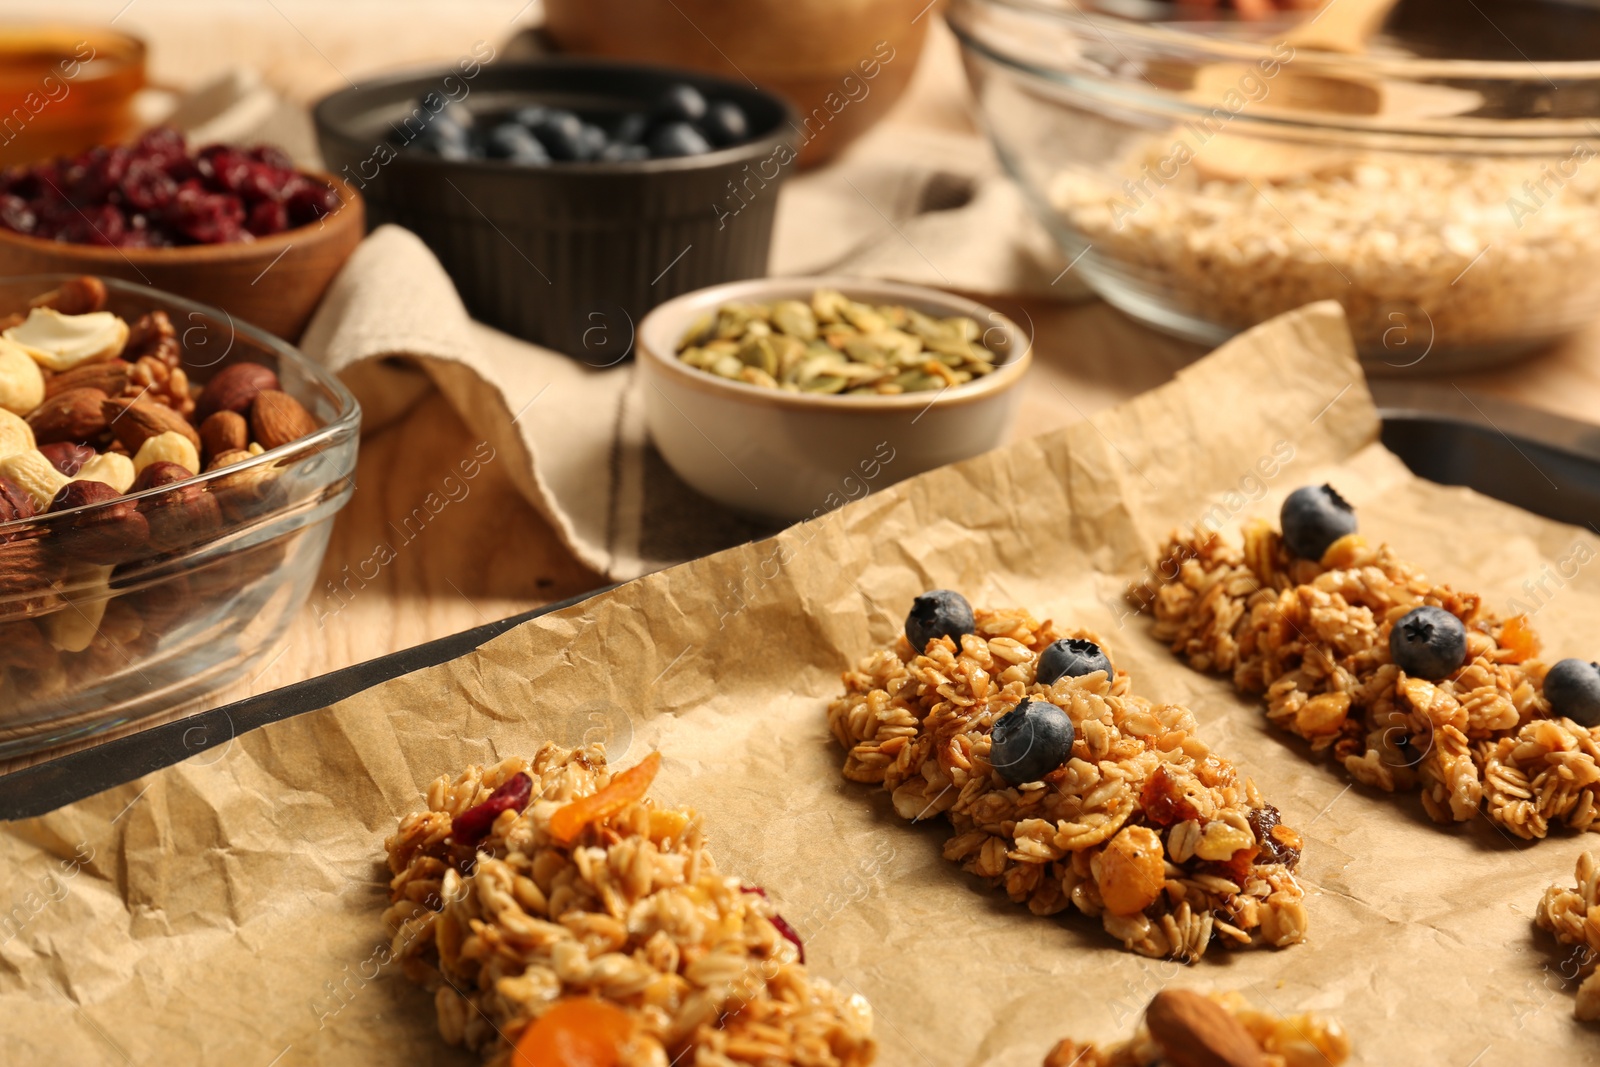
248, 144, 296, 170
450, 772, 534, 846
283, 176, 340, 227
57, 203, 126, 246
62, 145, 129, 206
740, 886, 805, 963
0, 194, 35, 234
121, 160, 179, 213
128, 126, 188, 169
246, 199, 288, 236
165, 180, 246, 245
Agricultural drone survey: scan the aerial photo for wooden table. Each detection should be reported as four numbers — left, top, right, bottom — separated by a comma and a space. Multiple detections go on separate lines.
4, 1, 1599, 773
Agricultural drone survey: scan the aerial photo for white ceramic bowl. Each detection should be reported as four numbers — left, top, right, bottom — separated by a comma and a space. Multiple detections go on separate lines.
638, 276, 1032, 521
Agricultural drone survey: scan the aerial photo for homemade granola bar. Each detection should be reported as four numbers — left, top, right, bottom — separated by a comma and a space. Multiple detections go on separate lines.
1535, 850, 1600, 1022
827, 595, 1308, 962
1043, 989, 1351, 1067
383, 743, 875, 1067
1134, 498, 1600, 840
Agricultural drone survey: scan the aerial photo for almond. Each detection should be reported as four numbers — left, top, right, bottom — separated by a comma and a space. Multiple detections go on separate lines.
45, 358, 131, 400
0, 473, 35, 526
48, 479, 148, 566
195, 362, 278, 422
103, 396, 201, 454
27, 387, 109, 445
199, 410, 248, 462
1145, 991, 1267, 1067
250, 390, 317, 450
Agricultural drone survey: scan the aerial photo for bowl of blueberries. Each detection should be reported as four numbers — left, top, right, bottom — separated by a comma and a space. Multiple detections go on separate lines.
314, 58, 796, 359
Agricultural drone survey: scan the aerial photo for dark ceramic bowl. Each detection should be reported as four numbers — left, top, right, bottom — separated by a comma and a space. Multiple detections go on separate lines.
313, 58, 797, 359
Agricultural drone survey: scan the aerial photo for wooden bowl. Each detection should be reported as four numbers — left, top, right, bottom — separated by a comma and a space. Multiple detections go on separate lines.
541, 0, 939, 167
0, 173, 363, 341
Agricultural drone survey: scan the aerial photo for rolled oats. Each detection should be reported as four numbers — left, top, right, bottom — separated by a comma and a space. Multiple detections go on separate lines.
827, 606, 1307, 962
1052, 146, 1600, 357
1535, 850, 1600, 1022
1134, 520, 1600, 839
383, 743, 875, 1066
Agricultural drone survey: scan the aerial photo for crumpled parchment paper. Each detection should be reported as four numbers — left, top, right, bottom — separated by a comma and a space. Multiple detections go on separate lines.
2, 303, 1597, 1066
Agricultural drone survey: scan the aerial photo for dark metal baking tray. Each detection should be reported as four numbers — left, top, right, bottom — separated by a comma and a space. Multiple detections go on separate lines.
4, 383, 1599, 821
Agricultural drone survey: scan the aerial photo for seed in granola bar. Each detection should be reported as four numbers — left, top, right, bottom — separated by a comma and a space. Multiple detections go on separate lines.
905, 589, 975, 654
1389, 606, 1467, 681
1036, 637, 1112, 685
1280, 484, 1356, 562
989, 698, 1074, 785
1545, 659, 1600, 728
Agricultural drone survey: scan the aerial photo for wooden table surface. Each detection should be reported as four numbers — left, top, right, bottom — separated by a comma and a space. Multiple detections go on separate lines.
4, 1, 1599, 774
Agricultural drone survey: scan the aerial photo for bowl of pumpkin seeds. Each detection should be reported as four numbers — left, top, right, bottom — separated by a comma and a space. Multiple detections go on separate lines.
638, 276, 1031, 521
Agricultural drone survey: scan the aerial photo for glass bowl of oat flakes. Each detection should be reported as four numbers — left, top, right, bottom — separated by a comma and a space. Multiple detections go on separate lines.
950, 0, 1600, 371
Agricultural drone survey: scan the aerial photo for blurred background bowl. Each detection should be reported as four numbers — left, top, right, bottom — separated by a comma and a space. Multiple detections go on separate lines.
0, 173, 364, 341
314, 58, 796, 358
0, 25, 145, 167
0, 275, 360, 757
637, 275, 1031, 521
949, 0, 1600, 373
540, 0, 937, 167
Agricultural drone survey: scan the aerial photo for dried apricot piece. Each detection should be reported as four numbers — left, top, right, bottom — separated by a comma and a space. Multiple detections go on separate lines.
511, 997, 634, 1067
1096, 825, 1166, 916
549, 751, 661, 846
1499, 614, 1540, 663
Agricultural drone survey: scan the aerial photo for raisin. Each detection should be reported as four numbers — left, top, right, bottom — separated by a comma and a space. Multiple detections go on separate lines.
1248, 805, 1301, 869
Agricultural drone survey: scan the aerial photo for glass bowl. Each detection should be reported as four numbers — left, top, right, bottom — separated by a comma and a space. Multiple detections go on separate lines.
949, 0, 1600, 372
0, 276, 359, 756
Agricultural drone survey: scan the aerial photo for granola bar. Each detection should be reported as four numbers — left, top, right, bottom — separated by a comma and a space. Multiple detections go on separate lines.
383, 743, 875, 1067
1535, 850, 1600, 1022
827, 600, 1308, 962
1043, 988, 1351, 1067
1134, 516, 1600, 839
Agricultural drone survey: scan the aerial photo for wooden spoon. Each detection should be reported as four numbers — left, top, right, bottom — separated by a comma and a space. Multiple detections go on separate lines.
1182, 0, 1480, 181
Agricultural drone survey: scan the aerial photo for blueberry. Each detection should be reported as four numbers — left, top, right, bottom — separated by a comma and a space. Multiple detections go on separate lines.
1037, 638, 1113, 686
512, 105, 550, 129
648, 121, 712, 158
529, 109, 586, 160
905, 590, 974, 653
1389, 606, 1467, 680
658, 83, 708, 123
1280, 484, 1357, 561
485, 123, 549, 163
700, 101, 749, 147
614, 112, 650, 145
578, 123, 609, 161
1545, 659, 1600, 727
598, 142, 649, 163
990, 699, 1076, 785
412, 114, 471, 158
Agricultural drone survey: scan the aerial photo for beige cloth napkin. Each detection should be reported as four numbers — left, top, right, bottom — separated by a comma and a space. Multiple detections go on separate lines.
174, 59, 1079, 579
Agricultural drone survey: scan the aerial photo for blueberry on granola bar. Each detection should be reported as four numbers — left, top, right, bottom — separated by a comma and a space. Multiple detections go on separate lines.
1037, 637, 1112, 685
1389, 605, 1467, 680
990, 698, 1075, 785
905, 589, 975, 653
1545, 659, 1600, 728
1280, 484, 1356, 561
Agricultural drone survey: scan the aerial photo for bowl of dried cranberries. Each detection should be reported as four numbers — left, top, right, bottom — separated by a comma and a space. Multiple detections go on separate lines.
0, 126, 364, 341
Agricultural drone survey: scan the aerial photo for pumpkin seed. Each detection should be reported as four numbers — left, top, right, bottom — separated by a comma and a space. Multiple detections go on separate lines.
677, 289, 1006, 394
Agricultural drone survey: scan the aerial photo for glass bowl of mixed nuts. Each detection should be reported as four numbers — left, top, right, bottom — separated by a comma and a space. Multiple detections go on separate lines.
951, 0, 1600, 372
638, 276, 1031, 521
0, 274, 360, 755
